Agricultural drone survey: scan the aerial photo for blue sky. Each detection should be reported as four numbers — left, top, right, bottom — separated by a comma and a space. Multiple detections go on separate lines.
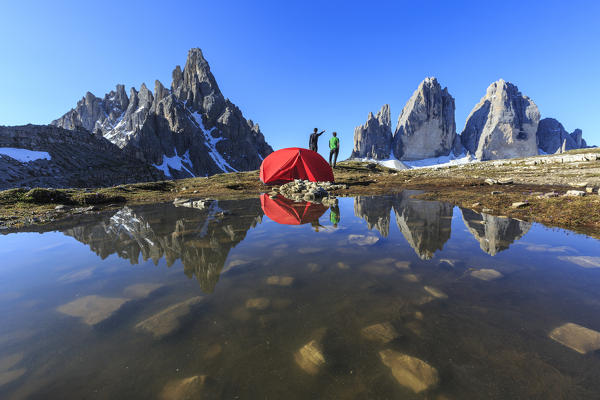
1, 0, 598, 158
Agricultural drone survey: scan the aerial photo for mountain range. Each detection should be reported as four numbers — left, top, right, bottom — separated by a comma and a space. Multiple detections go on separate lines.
351, 77, 590, 162
0, 48, 272, 189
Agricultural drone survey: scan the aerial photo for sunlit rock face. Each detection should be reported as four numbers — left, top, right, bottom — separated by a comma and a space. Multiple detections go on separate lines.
392, 191, 453, 259
351, 104, 392, 160
461, 79, 540, 161
392, 77, 456, 161
52, 48, 272, 178
62, 199, 263, 293
460, 208, 532, 256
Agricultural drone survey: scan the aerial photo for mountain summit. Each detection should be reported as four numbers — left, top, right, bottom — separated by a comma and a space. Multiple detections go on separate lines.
52, 48, 272, 178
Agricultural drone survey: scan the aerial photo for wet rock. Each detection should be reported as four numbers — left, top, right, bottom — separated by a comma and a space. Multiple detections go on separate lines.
266, 276, 294, 286
135, 297, 202, 338
557, 256, 600, 268
58, 295, 128, 325
549, 322, 600, 354
565, 190, 585, 197
403, 274, 420, 282
361, 322, 399, 343
378, 349, 439, 393
348, 234, 379, 246
123, 283, 163, 299
294, 339, 325, 375
245, 297, 270, 310
424, 286, 448, 299
471, 268, 503, 281
160, 375, 210, 400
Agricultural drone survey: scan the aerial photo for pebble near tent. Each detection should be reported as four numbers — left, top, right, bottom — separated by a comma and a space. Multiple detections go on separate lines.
260, 148, 334, 185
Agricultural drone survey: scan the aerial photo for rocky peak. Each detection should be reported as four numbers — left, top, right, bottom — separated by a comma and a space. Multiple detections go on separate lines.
571, 129, 584, 147
154, 80, 168, 103
178, 48, 224, 118
351, 104, 392, 160
393, 77, 456, 160
536, 118, 577, 154
461, 79, 539, 160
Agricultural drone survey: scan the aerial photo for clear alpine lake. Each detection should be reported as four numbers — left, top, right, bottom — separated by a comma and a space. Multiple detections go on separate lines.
1, 193, 600, 399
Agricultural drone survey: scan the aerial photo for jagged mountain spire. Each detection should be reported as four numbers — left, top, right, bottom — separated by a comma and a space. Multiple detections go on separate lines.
351, 104, 392, 160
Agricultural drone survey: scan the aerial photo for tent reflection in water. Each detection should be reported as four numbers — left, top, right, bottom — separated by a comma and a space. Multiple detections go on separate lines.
261, 194, 327, 225
260, 147, 334, 185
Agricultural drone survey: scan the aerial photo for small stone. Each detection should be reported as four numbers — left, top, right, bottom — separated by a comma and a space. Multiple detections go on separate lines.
378, 349, 439, 393
484, 178, 497, 185
471, 202, 481, 208
471, 269, 503, 281
482, 208, 492, 213
54, 205, 67, 211
245, 297, 270, 310
565, 190, 585, 197
571, 182, 589, 188
511, 201, 529, 208
491, 191, 502, 195
549, 323, 600, 354
497, 178, 513, 185
361, 322, 399, 343
585, 187, 595, 194
424, 286, 447, 299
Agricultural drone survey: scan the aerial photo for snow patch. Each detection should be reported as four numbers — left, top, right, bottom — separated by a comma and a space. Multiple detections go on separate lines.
153, 149, 195, 178
0, 147, 51, 162
353, 153, 476, 171
190, 112, 238, 173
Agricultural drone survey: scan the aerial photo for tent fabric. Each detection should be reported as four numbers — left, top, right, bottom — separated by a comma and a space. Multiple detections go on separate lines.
260, 147, 334, 185
260, 194, 327, 225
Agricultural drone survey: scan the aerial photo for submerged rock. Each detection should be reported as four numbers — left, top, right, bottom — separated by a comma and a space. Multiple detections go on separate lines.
549, 322, 600, 354
361, 322, 399, 343
470, 269, 503, 281
135, 297, 202, 338
378, 349, 439, 393
557, 256, 600, 268
57, 295, 128, 325
266, 276, 294, 286
123, 283, 163, 299
160, 375, 211, 400
245, 297, 270, 310
294, 339, 325, 375
423, 286, 447, 299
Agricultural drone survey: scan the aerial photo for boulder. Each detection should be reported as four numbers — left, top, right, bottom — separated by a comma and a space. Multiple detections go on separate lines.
393, 77, 456, 160
135, 297, 202, 338
461, 79, 540, 160
294, 339, 325, 375
361, 322, 399, 343
351, 104, 392, 160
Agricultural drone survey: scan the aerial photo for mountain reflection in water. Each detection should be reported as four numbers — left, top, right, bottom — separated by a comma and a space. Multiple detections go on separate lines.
24, 192, 538, 294
63, 199, 263, 292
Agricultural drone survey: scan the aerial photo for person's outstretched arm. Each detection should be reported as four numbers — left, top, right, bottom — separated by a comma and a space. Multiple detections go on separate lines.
318, 130, 325, 136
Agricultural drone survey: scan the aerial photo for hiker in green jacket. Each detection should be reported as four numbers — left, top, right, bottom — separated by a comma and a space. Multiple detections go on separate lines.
329, 132, 339, 167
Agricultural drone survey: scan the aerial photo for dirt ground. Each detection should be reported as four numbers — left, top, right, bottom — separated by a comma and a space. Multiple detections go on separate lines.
1, 149, 599, 237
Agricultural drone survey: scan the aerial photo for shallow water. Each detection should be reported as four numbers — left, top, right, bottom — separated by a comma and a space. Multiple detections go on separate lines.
1, 192, 600, 399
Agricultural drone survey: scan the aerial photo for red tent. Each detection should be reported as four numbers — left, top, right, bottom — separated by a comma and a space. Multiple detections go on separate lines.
260, 194, 327, 225
260, 147, 334, 185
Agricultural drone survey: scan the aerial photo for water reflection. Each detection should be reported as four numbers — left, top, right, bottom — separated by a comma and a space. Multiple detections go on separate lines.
460, 208, 532, 256
64, 199, 263, 292
260, 194, 327, 225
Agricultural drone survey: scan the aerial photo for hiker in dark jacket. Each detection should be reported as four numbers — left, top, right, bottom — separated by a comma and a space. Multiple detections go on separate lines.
309, 128, 325, 152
